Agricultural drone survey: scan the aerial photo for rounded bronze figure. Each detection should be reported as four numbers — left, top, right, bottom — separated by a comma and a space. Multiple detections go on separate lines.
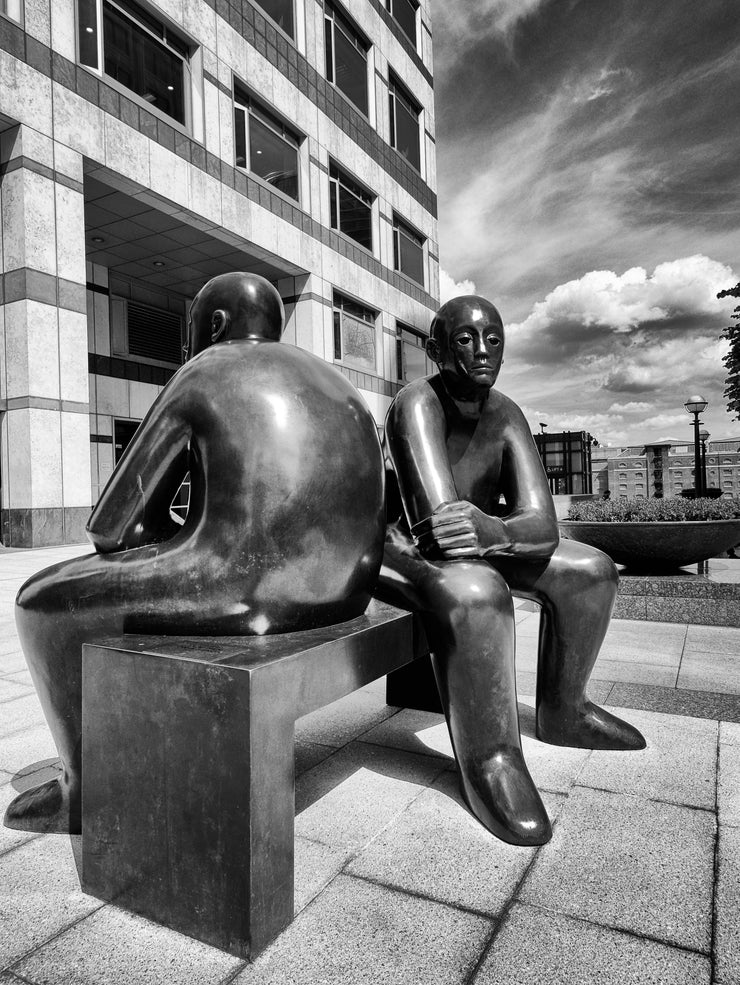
5, 272, 385, 835
377, 295, 645, 847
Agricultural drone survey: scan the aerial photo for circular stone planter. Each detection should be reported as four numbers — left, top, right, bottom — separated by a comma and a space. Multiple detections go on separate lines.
559, 518, 740, 570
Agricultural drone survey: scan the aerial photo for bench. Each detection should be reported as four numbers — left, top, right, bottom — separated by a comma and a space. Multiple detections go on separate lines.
80, 599, 432, 959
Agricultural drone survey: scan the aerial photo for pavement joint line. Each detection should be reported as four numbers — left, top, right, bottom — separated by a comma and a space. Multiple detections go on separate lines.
3, 970, 36, 985
676, 622, 690, 682
570, 782, 716, 815
465, 820, 556, 985
0, 832, 44, 862
709, 730, 721, 985
517, 898, 713, 960
4, 897, 108, 977
216, 961, 250, 983
346, 869, 500, 924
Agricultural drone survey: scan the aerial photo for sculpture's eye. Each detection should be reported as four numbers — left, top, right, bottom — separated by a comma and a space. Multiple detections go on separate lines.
487, 335, 501, 346
456, 334, 472, 346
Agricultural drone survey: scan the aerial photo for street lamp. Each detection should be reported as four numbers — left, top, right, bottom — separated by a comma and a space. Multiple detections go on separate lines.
684, 395, 708, 497
699, 428, 710, 495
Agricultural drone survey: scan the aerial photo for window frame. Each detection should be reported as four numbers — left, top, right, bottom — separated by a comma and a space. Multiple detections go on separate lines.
396, 322, 433, 383
329, 162, 375, 253
76, 0, 193, 131
386, 0, 417, 46
332, 292, 379, 373
388, 72, 421, 172
0, 0, 23, 24
392, 213, 425, 286
324, 2, 370, 118
253, 0, 295, 41
233, 83, 303, 204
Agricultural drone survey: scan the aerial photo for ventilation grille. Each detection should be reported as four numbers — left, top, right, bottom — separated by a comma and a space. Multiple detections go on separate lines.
127, 302, 183, 365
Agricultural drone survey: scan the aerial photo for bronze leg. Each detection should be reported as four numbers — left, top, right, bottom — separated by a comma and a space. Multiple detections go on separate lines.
416, 559, 551, 846
496, 539, 645, 750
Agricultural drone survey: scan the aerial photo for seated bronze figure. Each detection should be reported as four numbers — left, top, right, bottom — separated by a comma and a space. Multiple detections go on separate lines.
5, 272, 385, 835
377, 295, 645, 847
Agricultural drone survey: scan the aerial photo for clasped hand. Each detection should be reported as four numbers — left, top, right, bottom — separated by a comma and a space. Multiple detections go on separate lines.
411, 500, 512, 560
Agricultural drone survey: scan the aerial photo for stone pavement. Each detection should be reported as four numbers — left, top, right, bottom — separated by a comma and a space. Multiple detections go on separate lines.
0, 545, 739, 985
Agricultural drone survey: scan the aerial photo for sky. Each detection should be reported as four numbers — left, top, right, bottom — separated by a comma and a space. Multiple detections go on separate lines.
429, 0, 740, 447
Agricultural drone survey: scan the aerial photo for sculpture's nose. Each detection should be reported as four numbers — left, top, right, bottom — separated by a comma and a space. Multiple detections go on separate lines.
474, 334, 489, 360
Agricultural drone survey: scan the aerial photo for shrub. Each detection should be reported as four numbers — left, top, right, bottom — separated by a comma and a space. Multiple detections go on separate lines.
567, 497, 740, 522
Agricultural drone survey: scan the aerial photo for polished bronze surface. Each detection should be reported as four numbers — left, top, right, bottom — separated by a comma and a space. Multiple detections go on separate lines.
378, 295, 645, 847
81, 600, 418, 958
4, 272, 385, 836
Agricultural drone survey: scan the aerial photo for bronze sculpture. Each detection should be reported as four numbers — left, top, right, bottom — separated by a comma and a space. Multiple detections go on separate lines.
4, 272, 385, 835
377, 295, 645, 847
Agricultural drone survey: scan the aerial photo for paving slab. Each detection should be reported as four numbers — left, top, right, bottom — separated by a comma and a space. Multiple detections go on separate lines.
233, 875, 492, 985
0, 677, 34, 704
0, 724, 58, 775
595, 642, 682, 666
293, 837, 352, 914
475, 902, 710, 985
715, 825, 740, 985
346, 769, 563, 916
295, 688, 398, 748
0, 835, 101, 968
0, 692, 45, 737
588, 658, 678, 686
576, 714, 717, 809
678, 650, 740, 695
719, 738, 740, 827
608, 683, 740, 723
294, 739, 336, 776
721, 721, 740, 744
360, 706, 450, 759
604, 704, 719, 738
519, 786, 714, 953
685, 624, 740, 654
13, 905, 241, 984
294, 740, 447, 850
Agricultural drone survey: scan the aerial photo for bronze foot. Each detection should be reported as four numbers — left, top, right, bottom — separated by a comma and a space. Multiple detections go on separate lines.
3, 778, 81, 835
458, 749, 552, 847
537, 701, 646, 751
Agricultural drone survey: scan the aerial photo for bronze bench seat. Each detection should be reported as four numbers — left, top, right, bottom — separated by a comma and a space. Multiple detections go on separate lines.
81, 599, 429, 959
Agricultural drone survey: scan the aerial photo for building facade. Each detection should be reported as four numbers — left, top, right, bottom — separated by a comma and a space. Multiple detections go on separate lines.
0, 0, 439, 546
533, 430, 594, 495
592, 437, 740, 500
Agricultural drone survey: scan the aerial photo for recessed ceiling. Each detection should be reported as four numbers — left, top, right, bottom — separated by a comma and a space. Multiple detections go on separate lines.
83, 171, 305, 300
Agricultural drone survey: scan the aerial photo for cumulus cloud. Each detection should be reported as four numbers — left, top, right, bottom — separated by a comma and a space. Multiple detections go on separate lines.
439, 269, 478, 305
431, 0, 548, 53
607, 401, 653, 413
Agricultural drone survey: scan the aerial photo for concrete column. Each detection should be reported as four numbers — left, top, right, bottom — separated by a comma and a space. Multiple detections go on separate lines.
0, 125, 91, 546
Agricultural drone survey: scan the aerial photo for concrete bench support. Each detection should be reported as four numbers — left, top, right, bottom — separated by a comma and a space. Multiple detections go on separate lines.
81, 600, 420, 959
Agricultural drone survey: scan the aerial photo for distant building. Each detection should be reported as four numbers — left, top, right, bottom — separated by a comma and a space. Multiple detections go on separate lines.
0, 0, 438, 545
533, 431, 594, 495
591, 438, 740, 499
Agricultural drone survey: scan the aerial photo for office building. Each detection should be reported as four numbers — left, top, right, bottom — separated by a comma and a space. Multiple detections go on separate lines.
0, 0, 439, 545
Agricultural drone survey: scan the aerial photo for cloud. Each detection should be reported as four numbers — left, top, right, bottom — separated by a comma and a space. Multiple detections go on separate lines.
607, 401, 653, 413
569, 68, 633, 104
431, 0, 549, 60
439, 269, 478, 305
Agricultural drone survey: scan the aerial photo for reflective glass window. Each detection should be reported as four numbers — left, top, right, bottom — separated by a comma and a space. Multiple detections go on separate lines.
333, 294, 377, 371
234, 90, 301, 202
387, 0, 417, 44
389, 76, 420, 171
255, 0, 293, 37
330, 164, 373, 250
393, 215, 424, 284
325, 4, 369, 116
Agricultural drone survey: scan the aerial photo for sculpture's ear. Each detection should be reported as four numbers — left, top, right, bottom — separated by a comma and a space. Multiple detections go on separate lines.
425, 336, 441, 364
210, 309, 231, 344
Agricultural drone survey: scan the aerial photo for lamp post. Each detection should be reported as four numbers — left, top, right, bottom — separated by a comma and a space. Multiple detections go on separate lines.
699, 428, 710, 495
684, 395, 708, 498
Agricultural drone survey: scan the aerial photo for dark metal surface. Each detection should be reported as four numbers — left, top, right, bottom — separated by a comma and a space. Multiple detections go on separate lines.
81, 601, 415, 958
378, 295, 646, 847
4, 272, 385, 836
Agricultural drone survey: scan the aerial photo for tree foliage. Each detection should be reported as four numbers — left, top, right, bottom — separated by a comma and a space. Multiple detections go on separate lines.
718, 282, 740, 421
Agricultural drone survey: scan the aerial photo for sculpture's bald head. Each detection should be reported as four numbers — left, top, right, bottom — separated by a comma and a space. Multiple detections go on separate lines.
186, 272, 285, 358
427, 295, 504, 396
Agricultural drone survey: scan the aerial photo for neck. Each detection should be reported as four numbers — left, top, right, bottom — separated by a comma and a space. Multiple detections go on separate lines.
437, 371, 491, 418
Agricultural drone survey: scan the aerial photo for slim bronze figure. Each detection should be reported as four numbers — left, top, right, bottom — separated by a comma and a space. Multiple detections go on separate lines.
5, 272, 385, 835
377, 295, 645, 847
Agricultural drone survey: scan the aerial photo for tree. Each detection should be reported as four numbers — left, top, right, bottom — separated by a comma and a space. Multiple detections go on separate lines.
718, 283, 740, 421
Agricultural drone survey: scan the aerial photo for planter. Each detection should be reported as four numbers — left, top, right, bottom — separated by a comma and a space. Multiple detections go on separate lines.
559, 518, 740, 571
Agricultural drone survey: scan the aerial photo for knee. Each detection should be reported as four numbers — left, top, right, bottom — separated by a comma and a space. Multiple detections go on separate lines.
424, 561, 513, 616
551, 539, 619, 596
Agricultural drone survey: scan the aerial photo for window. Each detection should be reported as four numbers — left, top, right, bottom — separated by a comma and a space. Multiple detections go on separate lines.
393, 214, 424, 284
324, 3, 369, 116
330, 163, 373, 250
389, 74, 420, 171
397, 324, 433, 383
333, 294, 377, 371
386, 0, 417, 44
110, 296, 184, 366
78, 0, 190, 126
254, 0, 293, 38
234, 86, 301, 201
113, 419, 140, 464
1, 0, 22, 21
